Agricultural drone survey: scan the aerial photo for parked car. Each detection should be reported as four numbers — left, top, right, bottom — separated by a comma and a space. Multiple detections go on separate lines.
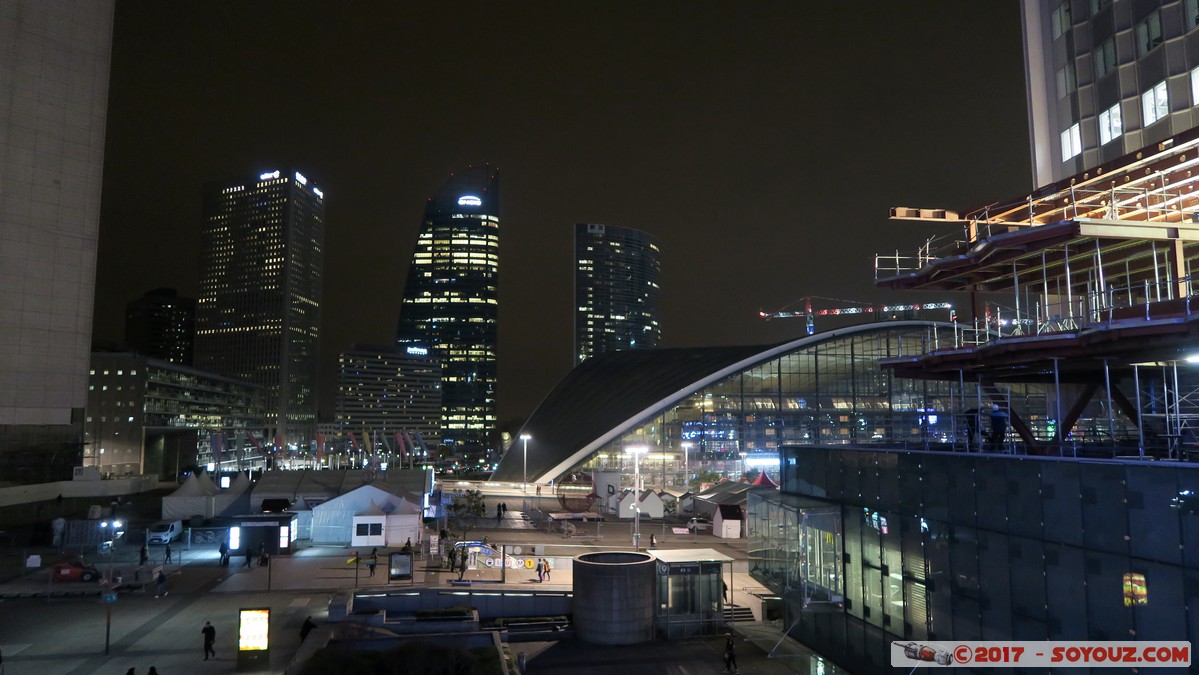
52, 559, 100, 582
687, 517, 712, 532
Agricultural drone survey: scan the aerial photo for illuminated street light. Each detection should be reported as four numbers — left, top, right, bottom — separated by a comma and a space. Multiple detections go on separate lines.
626, 445, 647, 547
681, 441, 693, 486
521, 434, 532, 512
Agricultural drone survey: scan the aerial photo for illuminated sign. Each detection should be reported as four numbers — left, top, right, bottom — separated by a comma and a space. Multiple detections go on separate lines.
259, 170, 280, 181
313, 187, 324, 199
239, 608, 270, 651
457, 195, 482, 206
294, 172, 308, 185
406, 346, 428, 356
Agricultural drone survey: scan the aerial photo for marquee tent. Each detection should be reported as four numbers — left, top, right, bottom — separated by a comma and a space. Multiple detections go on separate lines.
311, 484, 422, 545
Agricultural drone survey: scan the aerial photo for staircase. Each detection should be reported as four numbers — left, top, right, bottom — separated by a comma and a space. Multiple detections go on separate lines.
723, 604, 756, 623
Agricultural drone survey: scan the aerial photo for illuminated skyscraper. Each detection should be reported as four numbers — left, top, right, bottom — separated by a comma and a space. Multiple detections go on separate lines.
196, 169, 324, 445
396, 166, 499, 460
0, 1, 114, 483
574, 223, 661, 364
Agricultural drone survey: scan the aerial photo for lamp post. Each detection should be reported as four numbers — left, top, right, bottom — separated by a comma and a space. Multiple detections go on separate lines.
520, 434, 531, 512
99, 519, 121, 655
626, 445, 647, 547
681, 441, 693, 487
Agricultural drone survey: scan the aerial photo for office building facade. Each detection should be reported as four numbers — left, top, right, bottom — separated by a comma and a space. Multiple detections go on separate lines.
0, 1, 115, 482
396, 166, 499, 461
196, 169, 324, 446
574, 223, 662, 364
125, 287, 195, 366
85, 352, 265, 479
1023, 0, 1199, 186
335, 345, 442, 450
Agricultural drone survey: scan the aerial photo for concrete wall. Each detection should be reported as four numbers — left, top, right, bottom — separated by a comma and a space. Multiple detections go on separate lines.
0, 475, 162, 508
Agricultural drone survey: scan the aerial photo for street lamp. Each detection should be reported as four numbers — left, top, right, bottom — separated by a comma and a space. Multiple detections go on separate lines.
681, 441, 693, 487
520, 434, 532, 512
99, 519, 122, 655
626, 445, 647, 547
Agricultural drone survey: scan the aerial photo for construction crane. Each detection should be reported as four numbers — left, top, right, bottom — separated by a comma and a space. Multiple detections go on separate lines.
759, 296, 955, 335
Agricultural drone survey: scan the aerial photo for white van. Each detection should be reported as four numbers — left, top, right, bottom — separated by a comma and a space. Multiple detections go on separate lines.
148, 519, 182, 544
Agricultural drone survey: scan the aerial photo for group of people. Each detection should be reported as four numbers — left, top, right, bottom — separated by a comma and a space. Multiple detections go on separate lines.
533, 557, 552, 582
495, 502, 509, 522
964, 404, 1010, 453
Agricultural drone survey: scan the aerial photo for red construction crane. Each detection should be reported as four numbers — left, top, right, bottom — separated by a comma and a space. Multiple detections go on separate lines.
759, 296, 955, 334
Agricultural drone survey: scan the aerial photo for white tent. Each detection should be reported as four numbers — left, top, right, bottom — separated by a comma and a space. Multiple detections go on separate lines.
213, 471, 252, 517
311, 484, 418, 545
161, 474, 212, 519
383, 497, 422, 548
617, 489, 664, 519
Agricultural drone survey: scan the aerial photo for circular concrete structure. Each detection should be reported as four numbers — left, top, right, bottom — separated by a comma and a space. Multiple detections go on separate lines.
572, 551, 656, 645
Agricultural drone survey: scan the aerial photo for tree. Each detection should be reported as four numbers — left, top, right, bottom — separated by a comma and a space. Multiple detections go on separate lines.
447, 489, 486, 540
690, 469, 722, 490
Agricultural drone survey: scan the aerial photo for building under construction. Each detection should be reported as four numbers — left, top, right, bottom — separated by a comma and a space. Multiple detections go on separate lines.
878, 127, 1199, 459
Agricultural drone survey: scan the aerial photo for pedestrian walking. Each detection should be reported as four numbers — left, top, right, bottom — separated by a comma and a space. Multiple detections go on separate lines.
164, 543, 172, 564
723, 580, 728, 602
148, 668, 159, 675
457, 554, 467, 581
447, 546, 457, 571
650, 533, 657, 548
367, 549, 377, 577
723, 633, 739, 673
155, 569, 167, 598
535, 558, 544, 583
244, 550, 253, 568
496, 504, 503, 523
219, 541, 229, 566
139, 545, 148, 567
543, 558, 551, 581
300, 616, 316, 642
201, 620, 216, 660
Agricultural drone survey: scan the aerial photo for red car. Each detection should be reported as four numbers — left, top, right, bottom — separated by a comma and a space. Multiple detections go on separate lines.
51, 559, 100, 582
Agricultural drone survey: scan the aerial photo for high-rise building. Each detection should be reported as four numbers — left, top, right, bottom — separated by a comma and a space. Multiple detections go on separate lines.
196, 169, 324, 445
0, 1, 115, 483
125, 288, 196, 366
1022, 0, 1199, 187
335, 345, 442, 452
574, 223, 662, 364
396, 166, 499, 461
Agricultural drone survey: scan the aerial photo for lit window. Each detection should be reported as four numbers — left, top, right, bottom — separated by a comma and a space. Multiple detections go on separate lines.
1136, 12, 1163, 55
1098, 104, 1122, 145
1094, 38, 1116, 79
1061, 123, 1082, 160
1052, 2, 1071, 38
1142, 80, 1169, 126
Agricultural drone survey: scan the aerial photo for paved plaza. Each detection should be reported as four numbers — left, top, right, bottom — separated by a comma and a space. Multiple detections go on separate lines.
0, 497, 840, 674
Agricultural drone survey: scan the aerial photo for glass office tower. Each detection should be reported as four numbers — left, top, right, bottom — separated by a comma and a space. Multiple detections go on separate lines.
196, 169, 324, 446
574, 223, 662, 364
396, 166, 499, 462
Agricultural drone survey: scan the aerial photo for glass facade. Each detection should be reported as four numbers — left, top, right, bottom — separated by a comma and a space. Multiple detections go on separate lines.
396, 166, 499, 462
574, 223, 662, 364
751, 446, 1199, 674
568, 324, 1122, 489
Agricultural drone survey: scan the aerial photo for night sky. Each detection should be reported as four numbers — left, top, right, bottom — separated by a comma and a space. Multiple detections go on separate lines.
94, 2, 1032, 427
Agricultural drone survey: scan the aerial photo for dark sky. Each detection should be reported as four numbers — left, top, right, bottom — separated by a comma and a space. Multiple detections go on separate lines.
94, 2, 1032, 426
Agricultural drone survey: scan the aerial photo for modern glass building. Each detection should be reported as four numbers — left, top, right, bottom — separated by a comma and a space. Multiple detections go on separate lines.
750, 446, 1199, 674
396, 166, 499, 462
335, 345, 442, 450
195, 169, 324, 446
1023, 0, 1199, 186
574, 223, 662, 364
125, 287, 196, 366
492, 322, 1097, 488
